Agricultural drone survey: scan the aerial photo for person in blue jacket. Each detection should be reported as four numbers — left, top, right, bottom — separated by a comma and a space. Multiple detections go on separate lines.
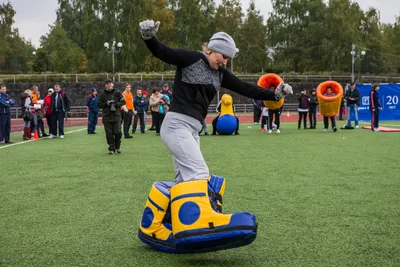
0, 84, 15, 144
133, 89, 146, 134
86, 88, 99, 134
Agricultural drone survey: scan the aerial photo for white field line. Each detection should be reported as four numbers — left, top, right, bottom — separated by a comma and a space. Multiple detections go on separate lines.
0, 128, 87, 150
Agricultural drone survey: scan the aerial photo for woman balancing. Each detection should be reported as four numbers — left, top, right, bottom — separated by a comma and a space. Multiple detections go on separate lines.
137, 19, 293, 253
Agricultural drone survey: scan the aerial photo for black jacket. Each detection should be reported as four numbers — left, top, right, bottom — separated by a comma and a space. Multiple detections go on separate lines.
309, 94, 318, 109
298, 94, 309, 109
98, 88, 125, 122
345, 88, 360, 106
144, 36, 277, 123
50, 90, 70, 113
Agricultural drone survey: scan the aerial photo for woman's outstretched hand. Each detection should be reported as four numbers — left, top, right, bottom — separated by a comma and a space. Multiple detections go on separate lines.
139, 20, 161, 40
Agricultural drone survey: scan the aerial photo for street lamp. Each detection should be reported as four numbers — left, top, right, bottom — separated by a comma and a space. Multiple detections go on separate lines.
231, 48, 239, 72
32, 51, 36, 56
104, 39, 123, 82
351, 43, 366, 83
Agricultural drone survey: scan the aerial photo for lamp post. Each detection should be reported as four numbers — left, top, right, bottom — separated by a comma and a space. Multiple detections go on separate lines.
104, 39, 123, 82
231, 48, 239, 72
351, 43, 366, 83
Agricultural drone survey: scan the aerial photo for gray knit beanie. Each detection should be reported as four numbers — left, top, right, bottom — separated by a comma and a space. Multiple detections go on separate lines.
207, 32, 237, 59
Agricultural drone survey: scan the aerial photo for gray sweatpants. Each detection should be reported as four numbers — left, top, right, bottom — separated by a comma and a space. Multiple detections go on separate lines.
160, 112, 209, 183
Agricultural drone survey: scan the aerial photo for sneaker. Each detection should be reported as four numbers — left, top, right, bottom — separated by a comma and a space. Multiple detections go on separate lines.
156, 133, 160, 136
323, 128, 328, 132
5, 141, 13, 144
124, 135, 133, 139
49, 134, 56, 139
333, 127, 337, 132
260, 128, 265, 132
355, 125, 359, 129
116, 149, 121, 154
374, 128, 380, 132
204, 132, 209, 136
277, 129, 281, 134
0, 141, 4, 144
254, 122, 257, 125
108, 150, 115, 155
60, 135, 64, 139
268, 130, 272, 134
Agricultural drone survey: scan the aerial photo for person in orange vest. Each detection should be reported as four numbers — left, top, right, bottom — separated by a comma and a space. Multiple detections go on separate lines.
30, 85, 40, 137
121, 83, 134, 138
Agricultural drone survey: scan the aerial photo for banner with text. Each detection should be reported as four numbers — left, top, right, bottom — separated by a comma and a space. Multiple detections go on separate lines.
355, 84, 400, 121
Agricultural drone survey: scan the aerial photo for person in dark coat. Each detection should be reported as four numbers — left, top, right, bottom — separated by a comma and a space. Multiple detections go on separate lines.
369, 83, 381, 132
309, 89, 318, 129
0, 84, 15, 143
98, 79, 126, 154
49, 83, 70, 138
87, 88, 99, 134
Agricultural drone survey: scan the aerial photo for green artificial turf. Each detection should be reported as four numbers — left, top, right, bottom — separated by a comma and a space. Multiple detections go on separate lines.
1, 122, 399, 266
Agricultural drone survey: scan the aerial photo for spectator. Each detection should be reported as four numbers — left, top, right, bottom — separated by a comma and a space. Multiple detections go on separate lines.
252, 99, 263, 124
21, 89, 33, 140
150, 88, 162, 135
87, 88, 99, 134
267, 85, 281, 134
309, 89, 318, 129
161, 83, 172, 103
260, 106, 269, 132
121, 84, 134, 138
50, 83, 70, 139
0, 84, 15, 144
133, 89, 146, 134
297, 88, 309, 129
42, 88, 53, 136
158, 93, 171, 131
322, 87, 337, 132
36, 92, 47, 137
142, 91, 149, 128
30, 85, 40, 137
199, 120, 209, 135
345, 82, 360, 128
339, 97, 345, 120
369, 83, 381, 132
98, 79, 125, 154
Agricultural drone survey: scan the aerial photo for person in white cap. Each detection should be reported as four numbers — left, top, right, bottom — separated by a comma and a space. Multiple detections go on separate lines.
137, 19, 294, 253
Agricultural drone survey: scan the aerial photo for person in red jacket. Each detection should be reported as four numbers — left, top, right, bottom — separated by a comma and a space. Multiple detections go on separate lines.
42, 88, 54, 136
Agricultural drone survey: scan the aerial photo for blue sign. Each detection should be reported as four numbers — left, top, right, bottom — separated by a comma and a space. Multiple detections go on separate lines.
354, 84, 400, 121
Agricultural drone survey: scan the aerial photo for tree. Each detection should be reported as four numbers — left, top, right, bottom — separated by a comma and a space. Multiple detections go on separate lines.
39, 22, 86, 73
236, 1, 267, 73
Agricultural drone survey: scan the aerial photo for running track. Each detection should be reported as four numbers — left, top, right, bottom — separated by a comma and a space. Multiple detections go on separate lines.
10, 113, 328, 133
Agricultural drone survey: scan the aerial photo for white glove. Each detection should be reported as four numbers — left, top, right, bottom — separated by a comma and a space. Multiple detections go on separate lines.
122, 105, 128, 112
275, 82, 293, 100
139, 20, 160, 40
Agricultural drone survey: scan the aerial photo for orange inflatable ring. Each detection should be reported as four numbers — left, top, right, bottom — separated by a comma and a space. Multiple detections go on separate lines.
316, 81, 344, 117
257, 73, 284, 110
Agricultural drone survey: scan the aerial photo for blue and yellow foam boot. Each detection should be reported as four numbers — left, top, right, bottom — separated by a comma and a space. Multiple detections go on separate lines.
138, 176, 228, 253
171, 177, 257, 253
138, 181, 175, 253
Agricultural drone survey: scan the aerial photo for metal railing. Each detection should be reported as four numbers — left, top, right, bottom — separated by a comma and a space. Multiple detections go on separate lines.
11, 104, 299, 119
2, 73, 400, 84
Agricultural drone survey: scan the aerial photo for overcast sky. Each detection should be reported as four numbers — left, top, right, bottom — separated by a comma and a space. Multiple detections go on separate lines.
3, 0, 400, 47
